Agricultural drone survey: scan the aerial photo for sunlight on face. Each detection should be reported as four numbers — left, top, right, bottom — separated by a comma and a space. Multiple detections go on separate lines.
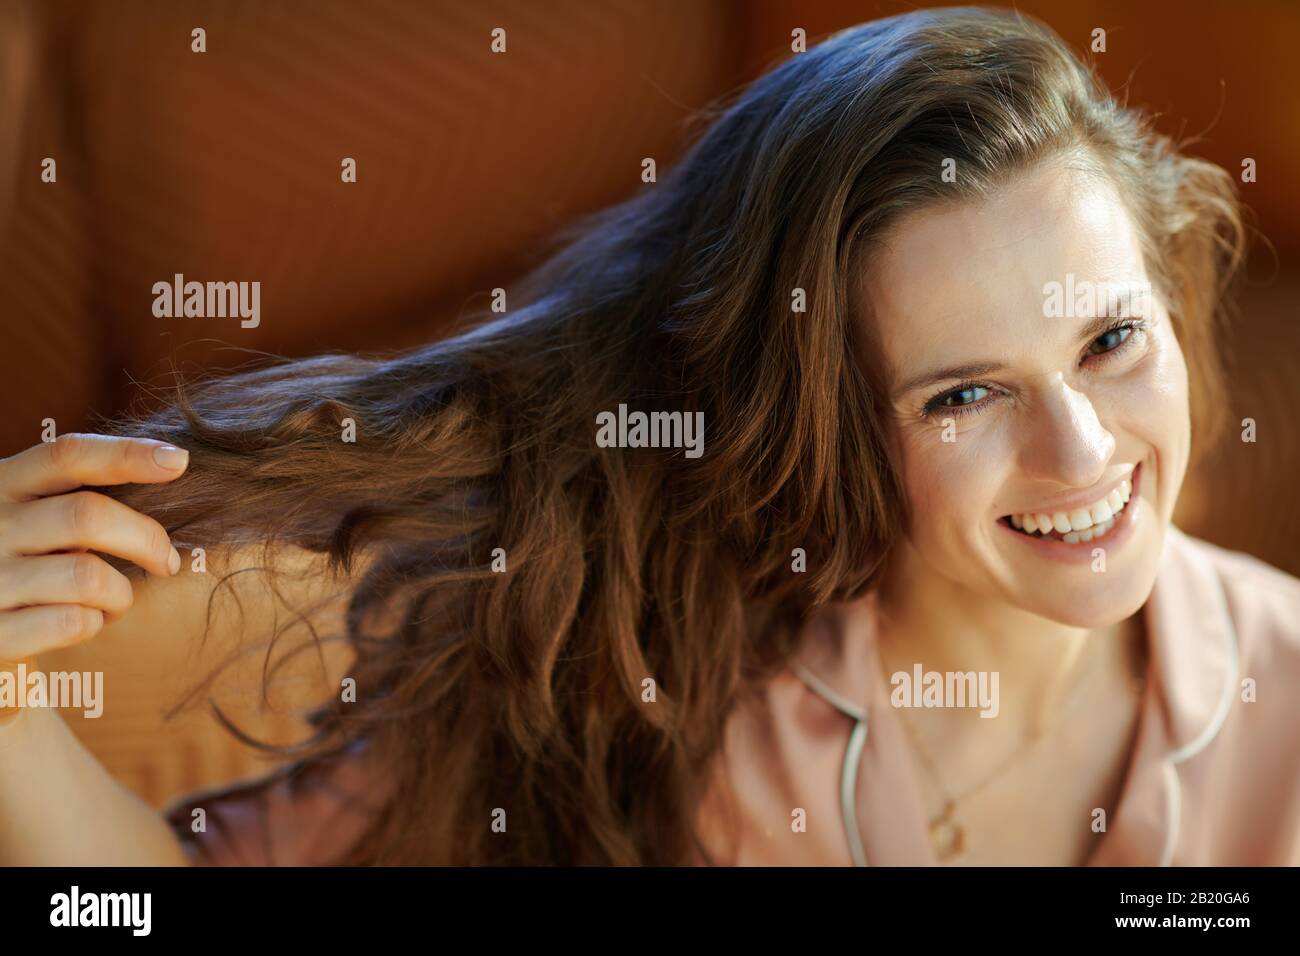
861, 157, 1191, 627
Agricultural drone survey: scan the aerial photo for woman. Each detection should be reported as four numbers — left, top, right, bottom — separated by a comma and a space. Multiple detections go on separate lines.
1, 7, 1296, 866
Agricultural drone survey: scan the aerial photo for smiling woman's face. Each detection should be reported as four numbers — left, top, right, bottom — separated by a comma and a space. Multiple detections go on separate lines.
862, 157, 1191, 628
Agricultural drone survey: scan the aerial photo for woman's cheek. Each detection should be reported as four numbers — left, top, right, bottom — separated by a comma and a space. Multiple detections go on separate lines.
899, 419, 1011, 543
1074, 323, 1175, 440
1094, 322, 1191, 524
1142, 323, 1193, 506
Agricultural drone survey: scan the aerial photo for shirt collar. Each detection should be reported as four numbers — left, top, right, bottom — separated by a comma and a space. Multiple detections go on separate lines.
1087, 524, 1239, 866
791, 523, 1240, 866
1141, 524, 1239, 761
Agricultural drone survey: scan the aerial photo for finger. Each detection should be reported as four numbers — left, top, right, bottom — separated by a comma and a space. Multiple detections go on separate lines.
3, 491, 181, 577
0, 554, 134, 619
0, 433, 189, 502
0, 604, 105, 659
0, 655, 38, 723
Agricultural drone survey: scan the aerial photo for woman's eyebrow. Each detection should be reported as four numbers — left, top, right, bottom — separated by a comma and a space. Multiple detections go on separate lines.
893, 305, 1149, 397
895, 361, 1005, 396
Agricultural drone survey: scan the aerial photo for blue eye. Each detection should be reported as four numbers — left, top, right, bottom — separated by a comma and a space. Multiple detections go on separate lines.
1088, 324, 1133, 355
917, 319, 1148, 422
923, 382, 991, 418
938, 384, 988, 408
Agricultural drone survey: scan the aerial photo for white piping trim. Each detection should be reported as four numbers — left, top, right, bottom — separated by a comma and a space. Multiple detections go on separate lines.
1168, 578, 1240, 766
842, 719, 870, 867
1157, 548, 1240, 866
1158, 761, 1181, 867
793, 531, 1244, 869
792, 662, 866, 722
791, 662, 870, 866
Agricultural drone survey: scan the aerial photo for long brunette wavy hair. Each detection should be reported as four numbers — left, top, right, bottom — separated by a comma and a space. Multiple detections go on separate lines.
105, 8, 1244, 864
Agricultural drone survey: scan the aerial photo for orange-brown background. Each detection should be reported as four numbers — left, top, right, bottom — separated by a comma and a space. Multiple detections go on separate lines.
1, 0, 1296, 810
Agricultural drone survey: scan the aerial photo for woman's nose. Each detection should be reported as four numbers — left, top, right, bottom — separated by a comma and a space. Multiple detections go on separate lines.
1020, 376, 1115, 488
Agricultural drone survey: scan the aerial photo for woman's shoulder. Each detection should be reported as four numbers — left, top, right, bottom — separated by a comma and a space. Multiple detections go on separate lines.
1159, 526, 1300, 755
1166, 526, 1300, 654
1155, 529, 1300, 862
162, 738, 392, 866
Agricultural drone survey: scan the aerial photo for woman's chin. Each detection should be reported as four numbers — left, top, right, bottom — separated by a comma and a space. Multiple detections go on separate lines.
992, 499, 1169, 629
1012, 572, 1157, 630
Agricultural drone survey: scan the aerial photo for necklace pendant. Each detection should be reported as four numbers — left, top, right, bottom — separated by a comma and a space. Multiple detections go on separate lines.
930, 802, 965, 860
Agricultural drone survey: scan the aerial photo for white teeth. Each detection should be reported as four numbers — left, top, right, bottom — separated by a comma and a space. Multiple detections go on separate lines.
1064, 518, 1111, 545
1009, 474, 1135, 542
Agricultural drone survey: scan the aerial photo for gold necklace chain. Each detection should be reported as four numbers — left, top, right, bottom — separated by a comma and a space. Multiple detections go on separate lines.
889, 636, 1143, 860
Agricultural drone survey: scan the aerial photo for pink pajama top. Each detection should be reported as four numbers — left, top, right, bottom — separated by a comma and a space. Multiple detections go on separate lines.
165, 527, 1300, 865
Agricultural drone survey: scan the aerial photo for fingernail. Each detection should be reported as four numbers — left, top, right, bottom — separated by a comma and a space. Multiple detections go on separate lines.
168, 546, 181, 575
154, 445, 189, 471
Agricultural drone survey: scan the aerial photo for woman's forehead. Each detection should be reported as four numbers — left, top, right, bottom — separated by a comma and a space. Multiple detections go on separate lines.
860, 161, 1149, 366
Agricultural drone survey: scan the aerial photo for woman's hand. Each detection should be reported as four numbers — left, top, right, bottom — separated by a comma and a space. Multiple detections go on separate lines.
0, 432, 194, 864
0, 434, 188, 685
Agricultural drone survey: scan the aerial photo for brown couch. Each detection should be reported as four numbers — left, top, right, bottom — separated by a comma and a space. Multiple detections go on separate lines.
2, 0, 1297, 811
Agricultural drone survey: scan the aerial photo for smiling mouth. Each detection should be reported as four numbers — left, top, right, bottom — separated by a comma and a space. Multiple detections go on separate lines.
1001, 475, 1134, 545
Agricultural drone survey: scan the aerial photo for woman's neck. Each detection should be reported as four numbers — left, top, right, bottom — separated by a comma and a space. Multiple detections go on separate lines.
872, 542, 1146, 742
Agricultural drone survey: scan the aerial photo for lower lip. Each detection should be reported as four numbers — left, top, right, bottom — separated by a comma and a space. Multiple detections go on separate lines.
999, 463, 1145, 564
